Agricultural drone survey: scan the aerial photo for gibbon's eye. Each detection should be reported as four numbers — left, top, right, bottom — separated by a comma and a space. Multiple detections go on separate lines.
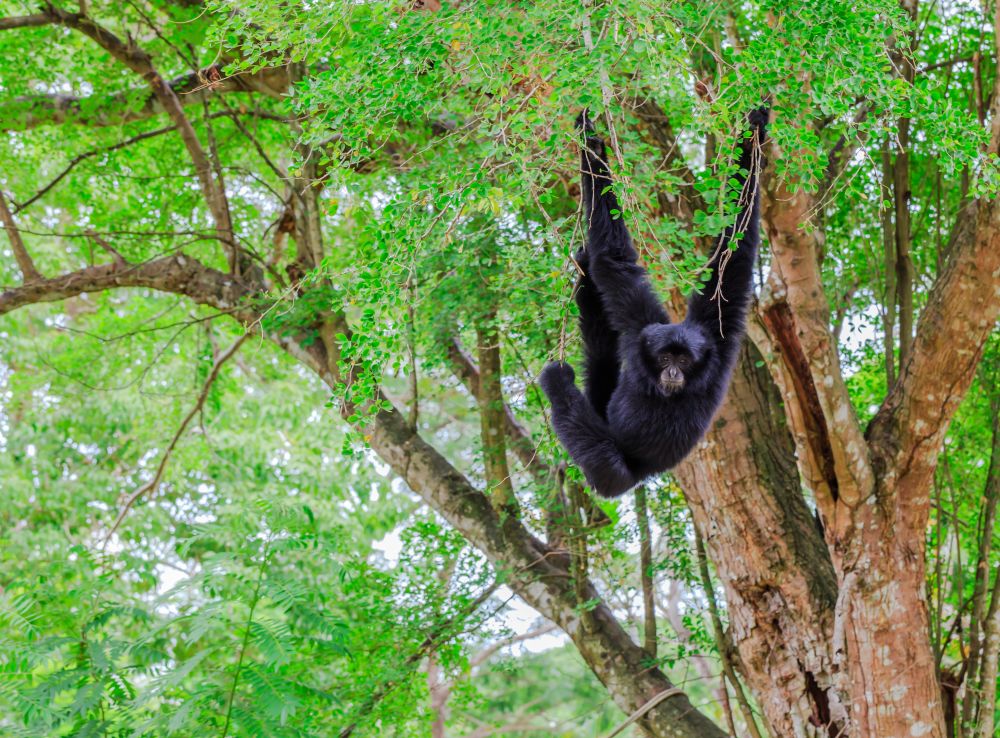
660, 352, 692, 370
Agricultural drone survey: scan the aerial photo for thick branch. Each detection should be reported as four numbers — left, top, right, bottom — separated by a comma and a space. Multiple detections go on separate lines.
867, 197, 1000, 506
0, 254, 251, 316
360, 404, 724, 738
0, 14, 50, 30
760, 134, 874, 511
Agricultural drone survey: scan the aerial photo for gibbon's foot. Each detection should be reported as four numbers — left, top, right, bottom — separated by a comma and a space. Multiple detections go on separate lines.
539, 361, 576, 406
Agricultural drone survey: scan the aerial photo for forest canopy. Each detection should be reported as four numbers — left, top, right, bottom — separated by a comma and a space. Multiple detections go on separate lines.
0, 1, 998, 737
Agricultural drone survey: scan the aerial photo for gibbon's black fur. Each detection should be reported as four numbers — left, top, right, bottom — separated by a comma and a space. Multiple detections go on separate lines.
539, 108, 769, 498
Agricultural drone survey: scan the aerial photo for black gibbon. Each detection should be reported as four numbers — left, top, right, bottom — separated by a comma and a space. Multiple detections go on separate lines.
539, 109, 769, 497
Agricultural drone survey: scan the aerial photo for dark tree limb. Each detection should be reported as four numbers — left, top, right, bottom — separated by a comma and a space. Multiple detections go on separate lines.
0, 191, 40, 281
0, 14, 50, 30
0, 254, 252, 316
43, 4, 242, 272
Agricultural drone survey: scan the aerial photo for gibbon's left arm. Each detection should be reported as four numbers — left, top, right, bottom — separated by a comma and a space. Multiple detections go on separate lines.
686, 108, 768, 366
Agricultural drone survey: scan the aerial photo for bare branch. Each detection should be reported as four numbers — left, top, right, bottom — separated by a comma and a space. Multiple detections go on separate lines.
103, 332, 249, 543
466, 623, 558, 670
476, 319, 518, 516
635, 485, 657, 657
447, 337, 545, 480
85, 231, 127, 266
0, 190, 41, 281
15, 123, 178, 212
0, 253, 252, 316
760, 128, 874, 510
0, 14, 50, 30
694, 525, 764, 738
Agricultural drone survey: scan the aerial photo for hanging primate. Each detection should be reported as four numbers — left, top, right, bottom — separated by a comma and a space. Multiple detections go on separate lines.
539, 109, 769, 498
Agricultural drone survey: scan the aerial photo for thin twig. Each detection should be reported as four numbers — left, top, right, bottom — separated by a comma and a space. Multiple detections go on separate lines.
635, 485, 657, 657
103, 333, 249, 544
221, 535, 270, 738
599, 687, 684, 738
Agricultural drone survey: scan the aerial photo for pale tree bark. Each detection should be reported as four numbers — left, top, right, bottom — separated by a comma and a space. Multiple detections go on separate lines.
754, 62, 1000, 734
975, 579, 1000, 738
963, 388, 1000, 737
635, 485, 657, 657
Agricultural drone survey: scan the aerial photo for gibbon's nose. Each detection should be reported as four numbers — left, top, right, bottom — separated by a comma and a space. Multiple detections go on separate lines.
660, 366, 684, 392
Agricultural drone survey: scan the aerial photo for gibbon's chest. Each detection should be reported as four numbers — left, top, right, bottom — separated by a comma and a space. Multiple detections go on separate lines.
607, 388, 714, 467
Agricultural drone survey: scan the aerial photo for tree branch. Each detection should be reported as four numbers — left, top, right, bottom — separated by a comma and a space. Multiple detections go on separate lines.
629, 96, 706, 230
14, 123, 179, 212
0, 254, 252, 316
867, 197, 1000, 504
0, 65, 289, 131
447, 337, 545, 481
43, 4, 242, 271
476, 320, 519, 515
466, 623, 558, 670
0, 190, 41, 281
759, 130, 874, 511
0, 14, 50, 30
359, 404, 724, 738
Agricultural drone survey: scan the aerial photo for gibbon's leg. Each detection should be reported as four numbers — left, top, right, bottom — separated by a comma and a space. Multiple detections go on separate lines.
578, 117, 670, 335
574, 248, 619, 420
538, 361, 639, 498
686, 108, 769, 364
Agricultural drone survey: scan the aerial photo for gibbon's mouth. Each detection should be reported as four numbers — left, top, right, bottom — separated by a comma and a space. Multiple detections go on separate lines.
659, 370, 684, 393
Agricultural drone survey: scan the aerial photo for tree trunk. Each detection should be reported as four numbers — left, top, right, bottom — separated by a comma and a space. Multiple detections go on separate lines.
677, 342, 845, 737
840, 502, 946, 737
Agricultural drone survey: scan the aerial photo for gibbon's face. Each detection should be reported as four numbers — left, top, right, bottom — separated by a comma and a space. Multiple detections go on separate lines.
658, 351, 692, 392
640, 323, 708, 395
